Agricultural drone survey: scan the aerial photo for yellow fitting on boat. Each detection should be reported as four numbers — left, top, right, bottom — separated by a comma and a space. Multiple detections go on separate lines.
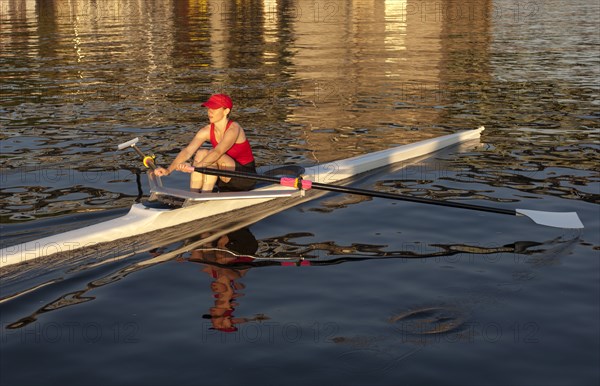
143, 155, 156, 168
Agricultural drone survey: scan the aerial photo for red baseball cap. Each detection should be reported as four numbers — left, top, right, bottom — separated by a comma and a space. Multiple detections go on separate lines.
201, 94, 233, 110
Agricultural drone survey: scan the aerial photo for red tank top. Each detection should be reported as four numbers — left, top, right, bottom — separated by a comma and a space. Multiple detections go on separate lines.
210, 121, 255, 165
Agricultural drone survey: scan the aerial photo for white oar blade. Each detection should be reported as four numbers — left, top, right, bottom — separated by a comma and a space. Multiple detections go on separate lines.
117, 137, 139, 150
516, 209, 584, 229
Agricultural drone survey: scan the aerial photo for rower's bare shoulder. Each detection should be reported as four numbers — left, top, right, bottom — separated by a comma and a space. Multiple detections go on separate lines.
229, 121, 244, 134
195, 124, 212, 139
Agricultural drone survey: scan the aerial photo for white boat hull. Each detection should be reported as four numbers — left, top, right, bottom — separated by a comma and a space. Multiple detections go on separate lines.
0, 127, 484, 268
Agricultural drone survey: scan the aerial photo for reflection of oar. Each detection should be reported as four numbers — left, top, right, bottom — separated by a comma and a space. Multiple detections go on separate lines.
188, 239, 557, 270
191, 166, 584, 229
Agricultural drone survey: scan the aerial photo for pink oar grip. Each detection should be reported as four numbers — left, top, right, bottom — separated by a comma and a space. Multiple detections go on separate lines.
280, 177, 297, 188
300, 180, 312, 190
279, 177, 313, 190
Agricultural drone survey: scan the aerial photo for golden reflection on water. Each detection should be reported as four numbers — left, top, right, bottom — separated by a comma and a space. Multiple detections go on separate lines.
1, 0, 494, 161
1, 0, 597, 221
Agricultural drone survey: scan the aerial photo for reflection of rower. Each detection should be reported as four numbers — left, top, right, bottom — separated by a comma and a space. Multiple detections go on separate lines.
190, 228, 267, 332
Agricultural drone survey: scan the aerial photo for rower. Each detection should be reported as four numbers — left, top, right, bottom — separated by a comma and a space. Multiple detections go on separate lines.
154, 94, 257, 193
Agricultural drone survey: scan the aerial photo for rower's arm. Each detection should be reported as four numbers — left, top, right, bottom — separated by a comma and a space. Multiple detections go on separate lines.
196, 124, 241, 167
165, 130, 207, 174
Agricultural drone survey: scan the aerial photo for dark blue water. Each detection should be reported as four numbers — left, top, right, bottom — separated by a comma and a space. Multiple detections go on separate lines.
1, 1, 598, 385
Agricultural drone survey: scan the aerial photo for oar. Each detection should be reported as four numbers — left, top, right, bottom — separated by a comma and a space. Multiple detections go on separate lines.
190, 166, 584, 229
117, 137, 158, 170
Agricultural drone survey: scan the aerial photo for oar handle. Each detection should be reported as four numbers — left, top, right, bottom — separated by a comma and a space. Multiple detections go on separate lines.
194, 167, 313, 190
280, 177, 313, 190
195, 167, 281, 184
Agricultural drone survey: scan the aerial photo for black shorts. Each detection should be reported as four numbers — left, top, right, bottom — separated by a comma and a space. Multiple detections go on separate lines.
216, 160, 257, 192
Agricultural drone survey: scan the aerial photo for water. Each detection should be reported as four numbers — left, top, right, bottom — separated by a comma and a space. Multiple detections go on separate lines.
1, 0, 599, 385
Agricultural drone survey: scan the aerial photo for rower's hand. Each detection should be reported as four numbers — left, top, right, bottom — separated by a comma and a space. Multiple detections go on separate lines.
177, 163, 195, 173
154, 167, 170, 177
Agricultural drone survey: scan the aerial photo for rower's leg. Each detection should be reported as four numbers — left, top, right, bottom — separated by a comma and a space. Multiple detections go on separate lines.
216, 154, 236, 184
191, 149, 218, 192
199, 154, 236, 192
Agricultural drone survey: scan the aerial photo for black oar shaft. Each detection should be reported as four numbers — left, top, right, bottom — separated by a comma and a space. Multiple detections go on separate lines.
194, 167, 517, 217
195, 167, 280, 184
310, 181, 515, 216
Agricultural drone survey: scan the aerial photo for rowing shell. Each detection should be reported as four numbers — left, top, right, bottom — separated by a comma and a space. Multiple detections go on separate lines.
0, 127, 485, 269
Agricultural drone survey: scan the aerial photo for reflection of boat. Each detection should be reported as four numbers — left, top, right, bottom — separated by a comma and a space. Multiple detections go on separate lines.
189, 232, 580, 270
0, 127, 484, 268
3, 226, 578, 330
